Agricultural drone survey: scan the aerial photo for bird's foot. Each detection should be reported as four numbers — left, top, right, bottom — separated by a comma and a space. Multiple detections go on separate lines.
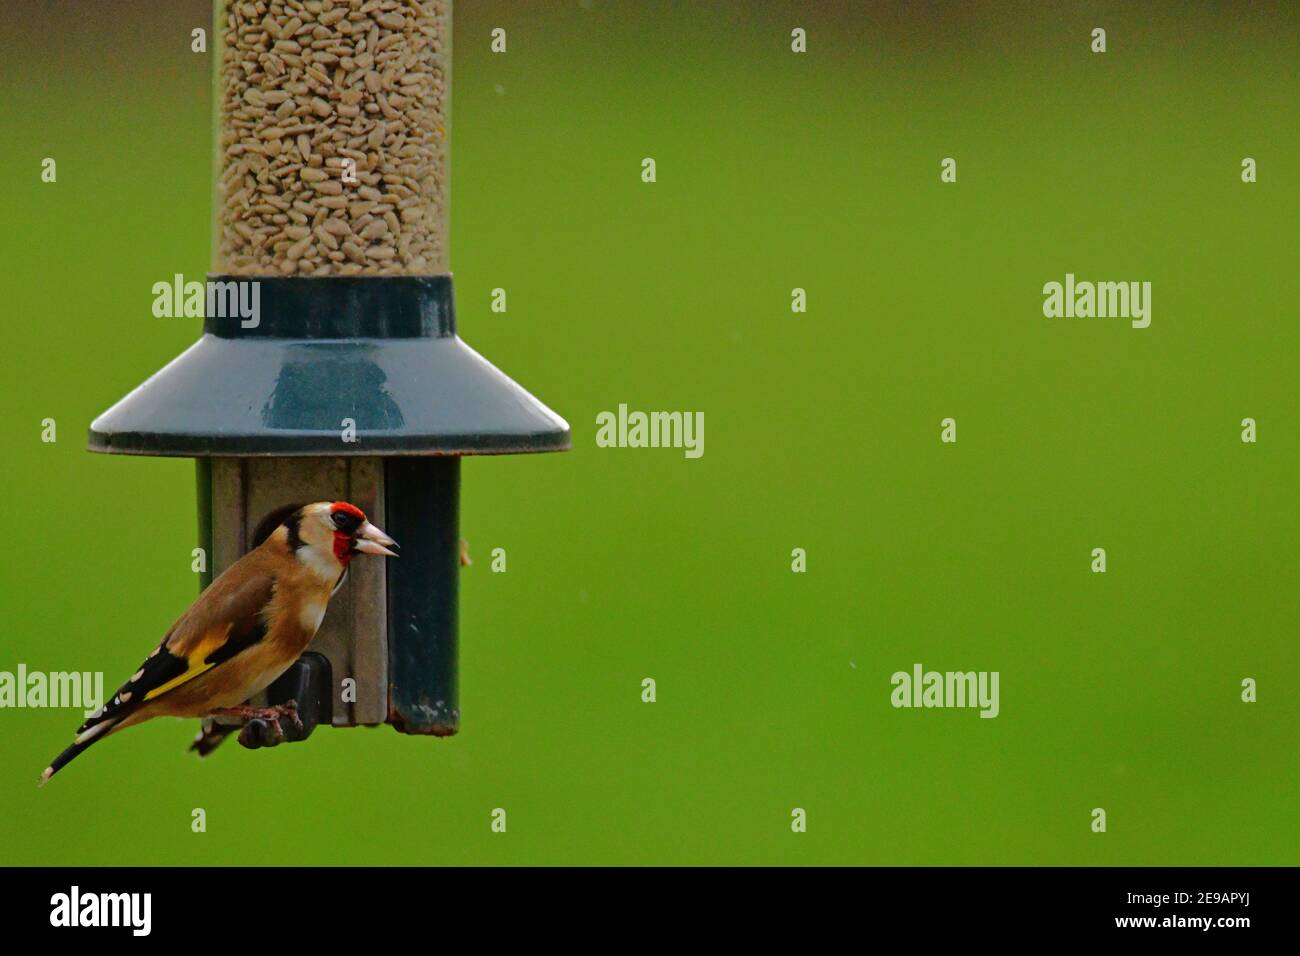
210, 701, 304, 749
271, 699, 302, 732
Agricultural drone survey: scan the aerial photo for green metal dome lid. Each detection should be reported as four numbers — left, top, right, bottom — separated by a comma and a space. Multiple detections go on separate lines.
88, 276, 570, 457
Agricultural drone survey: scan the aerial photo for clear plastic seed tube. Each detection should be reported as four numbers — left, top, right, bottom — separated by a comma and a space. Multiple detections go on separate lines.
213, 0, 449, 276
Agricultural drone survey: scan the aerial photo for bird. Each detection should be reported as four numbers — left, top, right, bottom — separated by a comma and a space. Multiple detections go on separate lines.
39, 501, 397, 785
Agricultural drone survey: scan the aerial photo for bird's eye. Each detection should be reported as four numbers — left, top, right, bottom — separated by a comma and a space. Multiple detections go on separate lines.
332, 511, 361, 533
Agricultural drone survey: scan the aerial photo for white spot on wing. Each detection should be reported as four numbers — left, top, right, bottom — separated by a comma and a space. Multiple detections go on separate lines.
74, 719, 114, 746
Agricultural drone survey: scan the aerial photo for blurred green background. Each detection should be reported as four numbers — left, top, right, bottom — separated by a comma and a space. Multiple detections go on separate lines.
0, 1, 1295, 865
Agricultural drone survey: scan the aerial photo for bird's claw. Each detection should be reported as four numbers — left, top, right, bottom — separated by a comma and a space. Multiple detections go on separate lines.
238, 718, 279, 749
236, 699, 304, 749
280, 699, 305, 736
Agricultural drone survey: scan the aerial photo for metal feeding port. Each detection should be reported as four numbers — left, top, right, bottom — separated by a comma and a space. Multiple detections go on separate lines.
86, 2, 568, 748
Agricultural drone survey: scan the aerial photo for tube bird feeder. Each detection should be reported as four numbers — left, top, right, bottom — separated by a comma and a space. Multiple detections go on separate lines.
88, 0, 568, 744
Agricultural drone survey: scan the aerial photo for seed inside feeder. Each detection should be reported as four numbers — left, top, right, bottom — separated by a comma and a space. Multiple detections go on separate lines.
215, 0, 449, 276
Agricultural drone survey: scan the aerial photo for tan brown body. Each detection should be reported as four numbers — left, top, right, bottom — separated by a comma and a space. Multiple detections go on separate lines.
40, 501, 396, 784
114, 528, 336, 730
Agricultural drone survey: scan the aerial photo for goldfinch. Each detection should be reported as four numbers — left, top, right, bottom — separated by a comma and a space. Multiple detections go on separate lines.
40, 501, 397, 785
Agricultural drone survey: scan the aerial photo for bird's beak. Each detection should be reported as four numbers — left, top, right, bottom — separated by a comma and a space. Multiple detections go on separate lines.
354, 521, 399, 557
